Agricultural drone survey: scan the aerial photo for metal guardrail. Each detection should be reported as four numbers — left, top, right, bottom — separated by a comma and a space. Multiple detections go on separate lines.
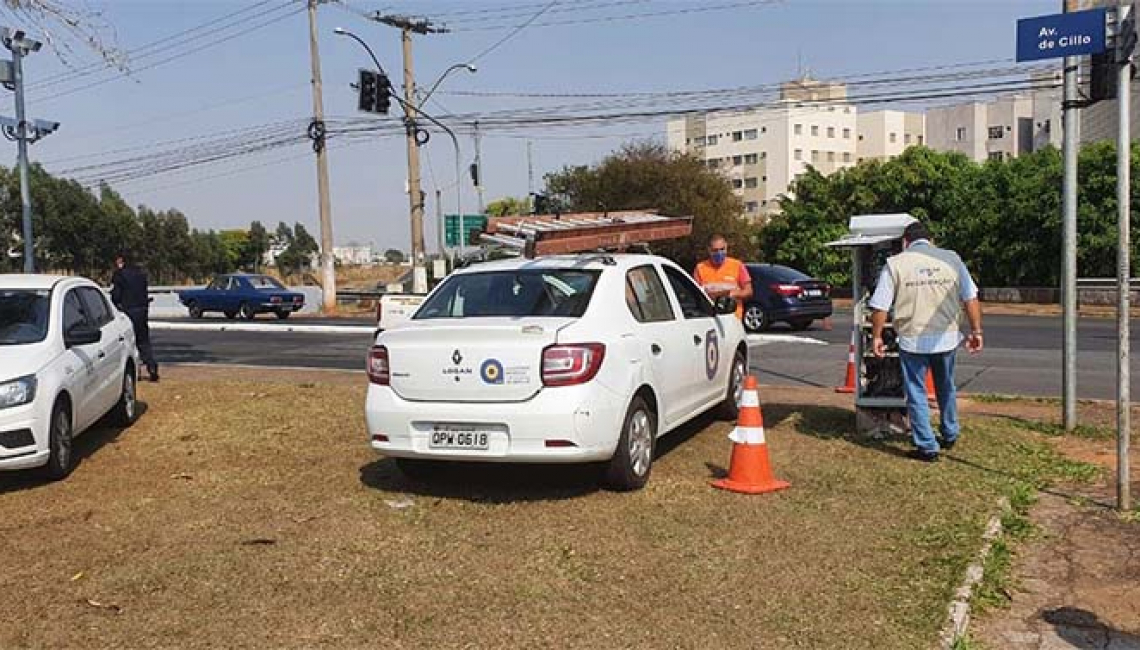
1076, 278, 1140, 289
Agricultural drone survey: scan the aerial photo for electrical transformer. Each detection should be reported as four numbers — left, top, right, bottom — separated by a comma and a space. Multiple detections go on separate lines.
826, 213, 917, 435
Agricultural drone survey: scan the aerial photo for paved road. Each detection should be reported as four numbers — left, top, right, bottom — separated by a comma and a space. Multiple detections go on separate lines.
150, 310, 1140, 400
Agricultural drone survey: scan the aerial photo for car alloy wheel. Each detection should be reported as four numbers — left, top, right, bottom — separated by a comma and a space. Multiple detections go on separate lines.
45, 402, 73, 480
122, 372, 136, 421
628, 408, 653, 478
605, 396, 656, 491
188, 301, 203, 319
240, 302, 256, 320
743, 305, 768, 332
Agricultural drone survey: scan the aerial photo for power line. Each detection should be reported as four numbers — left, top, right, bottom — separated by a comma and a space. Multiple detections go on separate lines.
448, 0, 780, 32
469, 0, 559, 63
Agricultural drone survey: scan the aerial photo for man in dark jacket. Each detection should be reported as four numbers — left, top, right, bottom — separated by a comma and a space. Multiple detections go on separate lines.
111, 250, 158, 382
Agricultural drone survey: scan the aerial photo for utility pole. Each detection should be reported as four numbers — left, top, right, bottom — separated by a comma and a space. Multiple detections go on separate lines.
473, 120, 485, 214
2, 29, 44, 274
1114, 0, 1133, 512
306, 0, 336, 312
374, 15, 447, 294
435, 188, 444, 256
526, 139, 534, 212
1061, 0, 1080, 431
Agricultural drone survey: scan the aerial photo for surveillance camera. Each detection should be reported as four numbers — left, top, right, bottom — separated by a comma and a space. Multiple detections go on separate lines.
32, 119, 59, 134
13, 30, 24, 41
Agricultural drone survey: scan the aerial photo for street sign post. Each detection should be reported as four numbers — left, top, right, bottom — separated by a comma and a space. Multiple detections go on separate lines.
1017, 7, 1108, 61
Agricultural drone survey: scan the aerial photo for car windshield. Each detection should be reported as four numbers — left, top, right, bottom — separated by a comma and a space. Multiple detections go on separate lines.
0, 289, 50, 345
248, 276, 286, 290
415, 269, 601, 319
751, 264, 810, 283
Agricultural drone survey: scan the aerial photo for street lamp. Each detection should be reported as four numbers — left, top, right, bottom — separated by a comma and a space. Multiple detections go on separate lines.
332, 27, 388, 76
419, 63, 476, 259
420, 63, 476, 108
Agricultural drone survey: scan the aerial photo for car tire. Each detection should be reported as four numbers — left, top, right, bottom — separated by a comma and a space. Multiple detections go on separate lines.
604, 396, 656, 491
275, 309, 291, 320
43, 399, 74, 481
187, 301, 203, 319
743, 304, 769, 332
789, 318, 813, 331
239, 302, 256, 320
395, 458, 439, 480
224, 310, 237, 320
717, 350, 748, 421
111, 368, 138, 427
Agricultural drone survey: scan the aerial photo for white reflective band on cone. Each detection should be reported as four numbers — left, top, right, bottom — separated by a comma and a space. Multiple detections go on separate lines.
729, 426, 766, 444
740, 391, 760, 408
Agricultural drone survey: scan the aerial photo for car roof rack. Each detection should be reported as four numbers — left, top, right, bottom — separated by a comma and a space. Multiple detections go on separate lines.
477, 210, 693, 259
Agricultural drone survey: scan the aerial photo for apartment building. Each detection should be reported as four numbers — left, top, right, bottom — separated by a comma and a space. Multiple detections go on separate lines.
666, 78, 857, 221
925, 77, 1062, 163
856, 110, 926, 162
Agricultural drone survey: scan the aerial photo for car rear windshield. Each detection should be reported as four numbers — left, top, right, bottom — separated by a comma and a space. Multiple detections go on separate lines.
0, 289, 50, 345
248, 276, 286, 290
415, 269, 601, 319
750, 264, 811, 283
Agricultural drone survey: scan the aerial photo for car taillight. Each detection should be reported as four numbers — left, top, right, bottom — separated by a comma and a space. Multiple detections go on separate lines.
367, 346, 390, 385
822, 283, 831, 297
542, 343, 605, 387
293, 296, 303, 303
770, 283, 803, 297
271, 296, 282, 304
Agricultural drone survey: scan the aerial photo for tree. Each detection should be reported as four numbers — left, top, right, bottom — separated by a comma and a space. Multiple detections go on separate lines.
276, 222, 319, 278
245, 221, 270, 271
485, 196, 529, 217
218, 229, 249, 270
542, 142, 753, 271
384, 248, 406, 263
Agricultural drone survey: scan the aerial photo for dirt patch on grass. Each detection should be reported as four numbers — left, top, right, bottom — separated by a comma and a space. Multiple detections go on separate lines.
0, 372, 1096, 649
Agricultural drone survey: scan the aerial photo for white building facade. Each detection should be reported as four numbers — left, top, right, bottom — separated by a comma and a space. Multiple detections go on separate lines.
856, 110, 926, 162
925, 77, 1062, 163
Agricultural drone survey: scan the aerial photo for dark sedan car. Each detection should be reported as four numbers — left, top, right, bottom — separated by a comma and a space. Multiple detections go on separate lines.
178, 274, 304, 320
742, 264, 832, 332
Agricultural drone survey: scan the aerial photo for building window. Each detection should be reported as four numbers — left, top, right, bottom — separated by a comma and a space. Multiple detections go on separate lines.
744, 153, 758, 164
811, 125, 819, 136
794, 148, 803, 160
745, 201, 759, 213
858, 134, 864, 141
988, 151, 1004, 162
732, 179, 744, 189
706, 159, 720, 169
904, 134, 911, 144
744, 177, 758, 189
988, 126, 1004, 140
827, 127, 835, 138
955, 127, 967, 142
732, 155, 743, 166
760, 151, 767, 160
811, 150, 820, 162
707, 134, 719, 145
827, 151, 835, 162
743, 129, 758, 140
794, 124, 803, 135
761, 175, 767, 182
732, 131, 743, 142
1043, 120, 1051, 134
694, 136, 707, 146
918, 135, 924, 145
843, 128, 851, 139
843, 152, 852, 163
889, 132, 897, 143
761, 127, 767, 134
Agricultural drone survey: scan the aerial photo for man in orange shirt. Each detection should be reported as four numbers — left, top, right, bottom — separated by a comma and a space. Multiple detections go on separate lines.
693, 234, 752, 319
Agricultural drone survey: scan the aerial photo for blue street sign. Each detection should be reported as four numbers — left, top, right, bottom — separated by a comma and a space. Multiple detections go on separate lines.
1016, 7, 1108, 62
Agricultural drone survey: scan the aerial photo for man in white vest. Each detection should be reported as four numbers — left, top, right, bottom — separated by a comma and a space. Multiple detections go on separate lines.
869, 221, 983, 462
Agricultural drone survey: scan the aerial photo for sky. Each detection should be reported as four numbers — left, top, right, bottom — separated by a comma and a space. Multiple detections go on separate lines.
6, 0, 1059, 253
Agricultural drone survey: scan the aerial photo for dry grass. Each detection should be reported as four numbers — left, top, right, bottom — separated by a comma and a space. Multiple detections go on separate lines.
0, 371, 1093, 649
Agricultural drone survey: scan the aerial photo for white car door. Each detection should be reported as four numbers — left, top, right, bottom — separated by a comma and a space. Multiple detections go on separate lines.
78, 287, 125, 416
659, 265, 727, 414
60, 289, 103, 431
622, 265, 698, 428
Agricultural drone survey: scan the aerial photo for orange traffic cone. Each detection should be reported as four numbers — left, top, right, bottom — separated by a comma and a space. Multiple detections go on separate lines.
925, 369, 937, 402
835, 327, 857, 394
712, 376, 790, 495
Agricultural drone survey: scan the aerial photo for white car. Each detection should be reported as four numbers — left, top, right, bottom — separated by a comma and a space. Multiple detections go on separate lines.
0, 275, 140, 479
364, 254, 748, 490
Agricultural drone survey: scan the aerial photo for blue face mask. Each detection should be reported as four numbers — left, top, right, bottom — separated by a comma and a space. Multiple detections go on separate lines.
710, 251, 727, 265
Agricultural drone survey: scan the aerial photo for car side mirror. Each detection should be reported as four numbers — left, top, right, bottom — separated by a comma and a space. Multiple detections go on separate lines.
714, 296, 737, 315
65, 324, 101, 348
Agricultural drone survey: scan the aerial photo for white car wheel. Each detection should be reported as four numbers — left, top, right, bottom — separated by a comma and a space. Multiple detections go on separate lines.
604, 396, 656, 491
44, 400, 74, 480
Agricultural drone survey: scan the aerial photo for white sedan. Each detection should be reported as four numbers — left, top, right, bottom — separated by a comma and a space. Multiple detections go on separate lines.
364, 254, 748, 490
0, 275, 140, 479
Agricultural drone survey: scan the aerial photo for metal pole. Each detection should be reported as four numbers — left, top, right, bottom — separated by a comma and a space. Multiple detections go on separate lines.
12, 45, 33, 274
435, 188, 443, 256
527, 139, 534, 212
1116, 12, 1132, 511
307, 0, 337, 312
400, 28, 428, 294
474, 120, 485, 214
1062, 0, 1080, 430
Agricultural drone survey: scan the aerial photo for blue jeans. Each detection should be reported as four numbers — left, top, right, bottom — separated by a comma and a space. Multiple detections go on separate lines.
899, 349, 959, 453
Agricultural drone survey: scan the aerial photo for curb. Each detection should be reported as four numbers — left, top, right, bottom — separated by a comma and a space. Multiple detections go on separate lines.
937, 496, 1010, 649
746, 333, 829, 346
150, 322, 375, 335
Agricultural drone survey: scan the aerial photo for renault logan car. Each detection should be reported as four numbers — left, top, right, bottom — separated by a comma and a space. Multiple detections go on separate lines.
0, 275, 140, 479
364, 254, 748, 490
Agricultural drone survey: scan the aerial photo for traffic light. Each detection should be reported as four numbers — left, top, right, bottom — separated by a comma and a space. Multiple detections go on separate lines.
1118, 5, 1137, 64
1090, 52, 1118, 102
469, 162, 480, 186
356, 69, 391, 115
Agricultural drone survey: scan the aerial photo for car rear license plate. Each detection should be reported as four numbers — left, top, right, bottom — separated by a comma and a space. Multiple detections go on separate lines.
804, 289, 822, 297
429, 426, 490, 450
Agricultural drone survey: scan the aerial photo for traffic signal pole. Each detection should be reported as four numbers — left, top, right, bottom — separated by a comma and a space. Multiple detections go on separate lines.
1062, 0, 1080, 432
1115, 0, 1132, 512
306, 0, 337, 312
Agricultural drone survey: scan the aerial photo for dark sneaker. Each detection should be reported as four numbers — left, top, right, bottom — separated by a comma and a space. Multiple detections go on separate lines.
941, 438, 957, 451
148, 373, 160, 383
908, 449, 940, 463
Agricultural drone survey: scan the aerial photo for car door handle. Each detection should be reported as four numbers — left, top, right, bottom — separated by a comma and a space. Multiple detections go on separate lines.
693, 335, 702, 345
97, 351, 106, 359
651, 344, 662, 355
118, 335, 126, 342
